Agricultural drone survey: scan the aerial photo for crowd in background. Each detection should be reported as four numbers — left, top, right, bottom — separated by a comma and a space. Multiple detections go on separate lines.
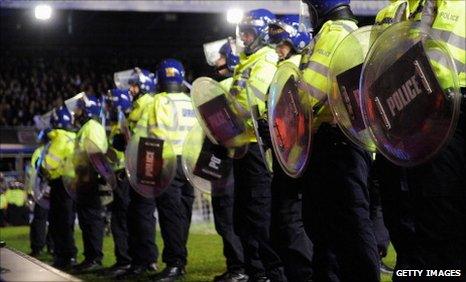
0, 53, 173, 126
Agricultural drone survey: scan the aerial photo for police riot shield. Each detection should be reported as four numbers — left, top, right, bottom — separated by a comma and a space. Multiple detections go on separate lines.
268, 62, 313, 178
34, 92, 85, 130
118, 111, 131, 143
25, 146, 51, 209
360, 21, 461, 166
84, 139, 117, 190
61, 155, 77, 200
327, 26, 377, 152
204, 39, 228, 66
114, 69, 134, 89
125, 134, 177, 198
181, 123, 234, 194
191, 77, 252, 158
246, 84, 274, 173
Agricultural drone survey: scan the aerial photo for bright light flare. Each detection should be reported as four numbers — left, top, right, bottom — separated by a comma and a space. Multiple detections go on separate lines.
227, 8, 243, 24
35, 4, 52, 21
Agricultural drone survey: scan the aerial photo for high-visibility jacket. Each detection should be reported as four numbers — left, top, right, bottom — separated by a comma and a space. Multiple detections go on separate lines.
107, 124, 126, 171
279, 54, 302, 68
219, 77, 233, 93
128, 93, 154, 137
230, 46, 278, 142
375, 0, 465, 88
0, 192, 7, 209
148, 92, 197, 156
6, 189, 26, 207
74, 119, 108, 170
300, 19, 358, 130
31, 146, 43, 169
41, 129, 76, 180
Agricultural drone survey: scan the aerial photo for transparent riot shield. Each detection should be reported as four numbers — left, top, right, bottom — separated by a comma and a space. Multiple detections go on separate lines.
191, 77, 252, 158
118, 110, 132, 143
181, 123, 234, 194
204, 39, 228, 66
268, 62, 313, 178
25, 146, 50, 209
327, 25, 377, 152
114, 69, 134, 89
84, 139, 117, 190
246, 85, 274, 174
360, 21, 461, 166
34, 92, 84, 130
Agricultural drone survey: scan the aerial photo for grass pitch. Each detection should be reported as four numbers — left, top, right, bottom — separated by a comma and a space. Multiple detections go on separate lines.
0, 224, 395, 281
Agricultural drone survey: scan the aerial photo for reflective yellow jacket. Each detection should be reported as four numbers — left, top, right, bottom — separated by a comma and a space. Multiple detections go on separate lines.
148, 92, 197, 155
42, 129, 76, 180
230, 46, 279, 142
128, 93, 154, 137
300, 19, 358, 129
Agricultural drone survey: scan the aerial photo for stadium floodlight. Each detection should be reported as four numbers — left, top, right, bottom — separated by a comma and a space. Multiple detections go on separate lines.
227, 8, 243, 24
35, 4, 52, 21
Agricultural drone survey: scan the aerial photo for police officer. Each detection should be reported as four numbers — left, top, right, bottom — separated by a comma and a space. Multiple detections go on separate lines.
148, 59, 196, 281
72, 90, 108, 273
28, 130, 53, 258
117, 68, 158, 278
41, 106, 77, 269
265, 15, 314, 282
373, 0, 465, 279
230, 9, 286, 282
205, 41, 248, 282
104, 88, 133, 275
299, 0, 380, 281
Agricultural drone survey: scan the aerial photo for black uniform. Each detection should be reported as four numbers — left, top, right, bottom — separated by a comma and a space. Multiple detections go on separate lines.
49, 178, 77, 266
302, 124, 380, 282
75, 174, 105, 264
30, 203, 53, 255
212, 170, 245, 274
270, 159, 313, 282
155, 156, 194, 268
127, 187, 158, 268
110, 170, 131, 266
378, 93, 466, 280
233, 143, 285, 281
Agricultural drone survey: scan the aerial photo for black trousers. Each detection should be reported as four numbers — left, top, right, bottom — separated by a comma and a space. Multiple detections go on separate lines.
378, 107, 466, 281
368, 167, 390, 258
271, 159, 313, 282
49, 178, 77, 262
302, 124, 380, 282
110, 170, 131, 266
30, 203, 53, 253
76, 182, 105, 263
127, 187, 157, 266
233, 143, 284, 280
212, 170, 244, 273
156, 156, 194, 267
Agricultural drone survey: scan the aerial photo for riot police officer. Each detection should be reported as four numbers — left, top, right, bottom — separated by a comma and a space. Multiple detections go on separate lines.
28, 129, 53, 258
299, 0, 380, 281
104, 88, 133, 275
72, 90, 108, 273
117, 68, 159, 278
372, 0, 466, 279
41, 106, 77, 269
230, 9, 287, 282
265, 15, 314, 282
204, 40, 248, 282
148, 59, 197, 282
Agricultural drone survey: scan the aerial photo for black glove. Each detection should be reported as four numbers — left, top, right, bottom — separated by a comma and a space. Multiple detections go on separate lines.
112, 133, 127, 152
257, 118, 272, 148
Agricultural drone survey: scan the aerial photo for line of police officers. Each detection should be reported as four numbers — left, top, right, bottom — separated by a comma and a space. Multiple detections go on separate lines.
28, 0, 464, 281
